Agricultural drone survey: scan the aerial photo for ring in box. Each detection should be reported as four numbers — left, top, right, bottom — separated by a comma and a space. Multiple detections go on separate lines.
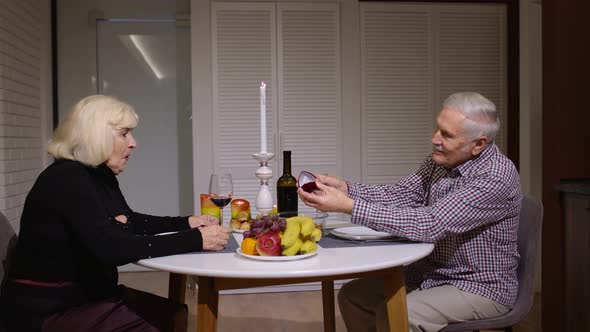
298, 171, 318, 193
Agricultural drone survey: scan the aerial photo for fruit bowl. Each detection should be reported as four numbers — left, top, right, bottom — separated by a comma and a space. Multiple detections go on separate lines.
240, 212, 325, 257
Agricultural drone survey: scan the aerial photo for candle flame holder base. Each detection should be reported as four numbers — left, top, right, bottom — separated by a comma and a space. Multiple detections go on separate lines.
252, 152, 275, 215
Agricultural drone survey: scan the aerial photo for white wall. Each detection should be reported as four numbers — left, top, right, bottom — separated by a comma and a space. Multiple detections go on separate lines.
0, 0, 52, 232
56, 0, 183, 117
56, 0, 194, 218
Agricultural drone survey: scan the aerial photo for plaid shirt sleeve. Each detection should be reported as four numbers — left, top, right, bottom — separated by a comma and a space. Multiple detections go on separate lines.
347, 157, 435, 208
349, 152, 521, 243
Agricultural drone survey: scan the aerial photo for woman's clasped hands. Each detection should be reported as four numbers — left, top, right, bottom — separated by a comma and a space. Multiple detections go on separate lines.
189, 215, 230, 251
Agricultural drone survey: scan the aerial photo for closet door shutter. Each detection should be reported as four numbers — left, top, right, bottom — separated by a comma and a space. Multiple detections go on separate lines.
361, 3, 508, 184
360, 5, 434, 184
277, 3, 341, 181
436, 5, 507, 152
212, 3, 276, 205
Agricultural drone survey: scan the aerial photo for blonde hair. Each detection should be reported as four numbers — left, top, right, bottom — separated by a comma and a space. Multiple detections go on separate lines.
48, 95, 139, 166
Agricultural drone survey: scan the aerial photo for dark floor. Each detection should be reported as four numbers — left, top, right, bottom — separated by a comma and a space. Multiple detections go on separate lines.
120, 271, 542, 332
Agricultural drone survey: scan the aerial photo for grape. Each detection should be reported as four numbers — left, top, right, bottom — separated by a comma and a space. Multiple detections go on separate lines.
264, 218, 274, 228
270, 223, 280, 233
279, 219, 287, 229
278, 220, 286, 232
251, 219, 264, 229
243, 230, 252, 238
260, 215, 272, 222
253, 227, 263, 236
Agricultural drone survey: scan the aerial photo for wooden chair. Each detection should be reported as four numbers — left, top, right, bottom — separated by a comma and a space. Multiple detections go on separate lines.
0, 211, 17, 291
440, 195, 543, 332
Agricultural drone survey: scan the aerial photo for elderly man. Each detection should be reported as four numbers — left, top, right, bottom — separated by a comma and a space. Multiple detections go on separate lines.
299, 92, 521, 332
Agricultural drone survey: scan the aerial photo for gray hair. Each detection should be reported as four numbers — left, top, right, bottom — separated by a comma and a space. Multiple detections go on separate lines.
443, 92, 500, 142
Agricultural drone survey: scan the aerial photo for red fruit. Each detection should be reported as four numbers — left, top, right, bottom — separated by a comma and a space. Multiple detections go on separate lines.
256, 231, 282, 256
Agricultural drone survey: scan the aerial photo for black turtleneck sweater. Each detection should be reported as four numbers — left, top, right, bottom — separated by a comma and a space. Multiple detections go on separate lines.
6, 159, 203, 303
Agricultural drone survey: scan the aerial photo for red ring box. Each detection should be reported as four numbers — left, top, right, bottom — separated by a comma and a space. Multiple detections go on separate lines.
298, 171, 318, 193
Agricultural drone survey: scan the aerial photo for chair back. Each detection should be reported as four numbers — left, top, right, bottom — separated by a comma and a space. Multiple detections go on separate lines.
511, 194, 543, 322
440, 194, 543, 331
0, 211, 17, 290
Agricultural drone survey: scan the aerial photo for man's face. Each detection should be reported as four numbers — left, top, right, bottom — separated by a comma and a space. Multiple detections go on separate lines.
106, 128, 137, 175
431, 108, 477, 169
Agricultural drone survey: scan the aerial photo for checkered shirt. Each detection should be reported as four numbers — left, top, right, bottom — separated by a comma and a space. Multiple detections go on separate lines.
348, 144, 522, 307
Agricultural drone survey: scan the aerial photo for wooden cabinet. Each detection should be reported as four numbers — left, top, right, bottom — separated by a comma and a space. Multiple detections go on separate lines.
557, 180, 590, 332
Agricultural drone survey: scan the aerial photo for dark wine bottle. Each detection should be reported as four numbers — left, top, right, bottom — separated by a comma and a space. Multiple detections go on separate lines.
277, 150, 298, 216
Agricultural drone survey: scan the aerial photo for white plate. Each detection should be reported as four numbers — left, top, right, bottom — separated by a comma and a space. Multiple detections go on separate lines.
236, 248, 319, 261
330, 226, 397, 241
231, 228, 246, 233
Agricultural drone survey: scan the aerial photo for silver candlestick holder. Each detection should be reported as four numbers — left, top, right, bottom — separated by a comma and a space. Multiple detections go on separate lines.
252, 152, 275, 215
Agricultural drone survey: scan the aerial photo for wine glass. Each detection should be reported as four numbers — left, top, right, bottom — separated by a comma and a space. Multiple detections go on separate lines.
208, 169, 233, 226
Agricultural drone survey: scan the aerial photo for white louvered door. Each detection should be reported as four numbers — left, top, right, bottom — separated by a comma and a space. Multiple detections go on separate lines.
212, 3, 276, 206
212, 3, 340, 214
361, 3, 507, 184
361, 6, 434, 184
277, 3, 341, 214
436, 5, 507, 151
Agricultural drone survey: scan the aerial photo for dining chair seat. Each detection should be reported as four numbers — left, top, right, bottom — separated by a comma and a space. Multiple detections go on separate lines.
440, 194, 543, 332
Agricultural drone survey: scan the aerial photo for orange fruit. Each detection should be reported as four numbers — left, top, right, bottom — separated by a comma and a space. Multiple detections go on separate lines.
240, 237, 258, 255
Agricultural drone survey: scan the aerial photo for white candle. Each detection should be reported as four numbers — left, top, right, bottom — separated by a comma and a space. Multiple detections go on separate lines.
260, 81, 267, 154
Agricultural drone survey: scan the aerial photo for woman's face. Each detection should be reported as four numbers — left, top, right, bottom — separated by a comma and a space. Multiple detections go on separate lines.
106, 128, 137, 175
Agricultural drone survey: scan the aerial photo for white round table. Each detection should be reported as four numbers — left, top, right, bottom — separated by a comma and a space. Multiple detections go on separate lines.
137, 234, 434, 332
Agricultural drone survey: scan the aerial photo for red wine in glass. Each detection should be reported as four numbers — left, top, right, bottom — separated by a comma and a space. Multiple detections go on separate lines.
209, 170, 233, 226
210, 196, 232, 208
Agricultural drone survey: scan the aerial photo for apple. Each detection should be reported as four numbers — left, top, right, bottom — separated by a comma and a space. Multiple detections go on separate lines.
256, 231, 282, 256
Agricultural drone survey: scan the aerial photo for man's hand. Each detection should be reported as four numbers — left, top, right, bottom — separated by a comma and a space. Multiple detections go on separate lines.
314, 173, 349, 194
298, 180, 354, 214
188, 214, 219, 228
198, 225, 230, 251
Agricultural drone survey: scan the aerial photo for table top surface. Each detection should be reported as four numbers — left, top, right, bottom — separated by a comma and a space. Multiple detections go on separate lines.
136, 234, 434, 279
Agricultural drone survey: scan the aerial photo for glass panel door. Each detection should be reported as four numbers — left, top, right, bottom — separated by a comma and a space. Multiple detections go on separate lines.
97, 20, 193, 216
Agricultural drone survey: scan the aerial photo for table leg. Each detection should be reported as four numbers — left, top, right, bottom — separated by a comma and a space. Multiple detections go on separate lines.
383, 267, 408, 331
197, 276, 219, 332
168, 273, 187, 304
321, 280, 336, 332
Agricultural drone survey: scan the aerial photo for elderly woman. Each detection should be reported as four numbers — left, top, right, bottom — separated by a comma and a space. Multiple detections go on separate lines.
0, 95, 230, 332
